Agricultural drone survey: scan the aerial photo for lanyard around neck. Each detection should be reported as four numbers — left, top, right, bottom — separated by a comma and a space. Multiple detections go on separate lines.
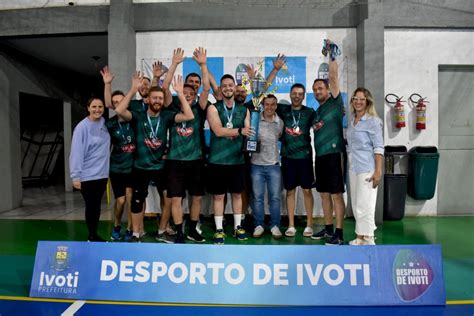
146, 113, 161, 139
291, 110, 301, 128
117, 120, 130, 142
223, 102, 235, 124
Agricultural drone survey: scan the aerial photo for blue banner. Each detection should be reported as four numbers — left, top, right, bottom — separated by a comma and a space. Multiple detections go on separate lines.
183, 57, 224, 94
30, 242, 445, 306
265, 56, 306, 93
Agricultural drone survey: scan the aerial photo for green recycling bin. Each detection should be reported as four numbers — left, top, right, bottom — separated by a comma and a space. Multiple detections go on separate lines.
408, 146, 440, 200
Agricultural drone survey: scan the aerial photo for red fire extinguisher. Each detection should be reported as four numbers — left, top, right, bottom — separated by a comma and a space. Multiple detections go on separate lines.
410, 93, 428, 130
385, 93, 406, 128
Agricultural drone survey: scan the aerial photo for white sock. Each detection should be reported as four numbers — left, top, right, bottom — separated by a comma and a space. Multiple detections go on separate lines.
214, 216, 223, 231
234, 214, 242, 229
158, 229, 165, 234
133, 232, 140, 238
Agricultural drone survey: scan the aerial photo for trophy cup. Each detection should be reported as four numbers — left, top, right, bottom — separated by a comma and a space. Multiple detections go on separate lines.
242, 76, 266, 153
322, 39, 341, 61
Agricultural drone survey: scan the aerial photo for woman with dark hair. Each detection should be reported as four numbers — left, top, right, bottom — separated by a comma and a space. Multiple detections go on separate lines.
69, 97, 110, 241
347, 88, 384, 245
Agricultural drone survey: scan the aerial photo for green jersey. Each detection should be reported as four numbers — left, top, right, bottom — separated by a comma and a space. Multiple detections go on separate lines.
131, 109, 176, 170
209, 100, 247, 165
167, 96, 205, 161
312, 93, 345, 157
276, 103, 314, 159
129, 99, 147, 112
105, 116, 136, 173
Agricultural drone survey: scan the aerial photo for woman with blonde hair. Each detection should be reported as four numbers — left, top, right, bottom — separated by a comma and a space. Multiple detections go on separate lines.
347, 87, 384, 245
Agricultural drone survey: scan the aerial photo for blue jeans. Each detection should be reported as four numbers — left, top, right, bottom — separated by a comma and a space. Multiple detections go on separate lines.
250, 164, 282, 227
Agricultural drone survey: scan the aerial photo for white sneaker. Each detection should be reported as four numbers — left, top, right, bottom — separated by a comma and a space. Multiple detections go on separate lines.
349, 236, 376, 245
271, 226, 283, 239
253, 225, 264, 238
285, 227, 296, 237
303, 226, 313, 237
196, 222, 202, 235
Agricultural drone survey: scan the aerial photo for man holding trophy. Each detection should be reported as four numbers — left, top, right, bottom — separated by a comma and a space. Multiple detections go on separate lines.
246, 55, 315, 239
242, 56, 286, 238
249, 94, 284, 239
206, 74, 254, 244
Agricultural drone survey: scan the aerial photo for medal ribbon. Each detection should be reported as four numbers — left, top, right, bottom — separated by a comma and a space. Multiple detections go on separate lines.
117, 120, 130, 143
223, 102, 235, 126
146, 113, 161, 139
291, 110, 301, 129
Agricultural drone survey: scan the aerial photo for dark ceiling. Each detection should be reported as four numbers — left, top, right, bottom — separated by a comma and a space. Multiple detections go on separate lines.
2, 34, 108, 77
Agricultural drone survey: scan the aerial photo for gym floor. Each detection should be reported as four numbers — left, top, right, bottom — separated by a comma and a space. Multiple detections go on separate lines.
0, 187, 472, 315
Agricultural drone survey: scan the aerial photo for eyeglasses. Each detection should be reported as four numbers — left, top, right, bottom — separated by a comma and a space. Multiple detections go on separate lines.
352, 97, 367, 102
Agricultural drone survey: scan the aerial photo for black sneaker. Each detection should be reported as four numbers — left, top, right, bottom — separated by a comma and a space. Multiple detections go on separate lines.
88, 235, 106, 242
325, 234, 344, 245
187, 229, 206, 243
130, 235, 141, 243
175, 234, 186, 244
311, 228, 333, 240
155, 232, 175, 244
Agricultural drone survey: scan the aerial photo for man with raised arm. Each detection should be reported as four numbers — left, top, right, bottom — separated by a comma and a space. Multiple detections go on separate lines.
100, 66, 134, 241
163, 47, 211, 243
115, 72, 194, 242
310, 40, 346, 245
267, 55, 315, 238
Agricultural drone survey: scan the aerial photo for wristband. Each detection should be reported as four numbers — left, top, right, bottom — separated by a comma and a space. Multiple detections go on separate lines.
238, 127, 242, 135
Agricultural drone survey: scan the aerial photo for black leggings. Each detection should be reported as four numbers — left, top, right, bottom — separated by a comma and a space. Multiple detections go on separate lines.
80, 178, 108, 238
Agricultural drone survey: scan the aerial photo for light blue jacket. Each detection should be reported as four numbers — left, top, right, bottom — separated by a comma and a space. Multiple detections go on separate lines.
69, 117, 110, 182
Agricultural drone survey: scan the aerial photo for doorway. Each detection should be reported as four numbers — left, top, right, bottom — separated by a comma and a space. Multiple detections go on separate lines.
437, 65, 474, 214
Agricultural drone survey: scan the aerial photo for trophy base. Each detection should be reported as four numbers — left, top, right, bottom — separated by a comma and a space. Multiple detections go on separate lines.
242, 139, 260, 153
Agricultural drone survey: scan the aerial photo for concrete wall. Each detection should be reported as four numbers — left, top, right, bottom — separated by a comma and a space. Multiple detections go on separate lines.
0, 54, 50, 211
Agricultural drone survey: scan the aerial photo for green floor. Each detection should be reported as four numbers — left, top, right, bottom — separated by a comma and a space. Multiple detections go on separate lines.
1, 216, 473, 301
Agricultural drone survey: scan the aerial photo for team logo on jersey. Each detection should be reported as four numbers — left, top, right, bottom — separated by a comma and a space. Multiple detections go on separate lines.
285, 127, 303, 136
313, 120, 324, 131
144, 138, 162, 149
121, 144, 136, 153
176, 127, 194, 137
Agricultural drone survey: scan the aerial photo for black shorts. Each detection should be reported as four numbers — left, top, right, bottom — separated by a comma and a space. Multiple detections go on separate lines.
206, 164, 245, 195
281, 156, 315, 190
131, 168, 167, 193
109, 172, 133, 198
166, 159, 205, 198
315, 152, 346, 194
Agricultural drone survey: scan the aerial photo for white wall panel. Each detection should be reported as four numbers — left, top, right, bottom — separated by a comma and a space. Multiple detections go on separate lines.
385, 29, 474, 215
